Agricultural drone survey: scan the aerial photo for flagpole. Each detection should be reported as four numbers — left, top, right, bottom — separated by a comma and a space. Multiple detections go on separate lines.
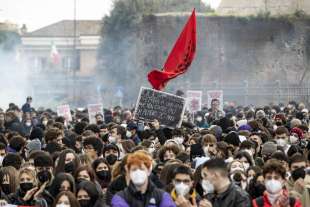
73, 0, 77, 106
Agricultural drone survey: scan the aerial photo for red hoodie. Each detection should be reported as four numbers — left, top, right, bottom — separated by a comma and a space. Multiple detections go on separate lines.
252, 191, 302, 207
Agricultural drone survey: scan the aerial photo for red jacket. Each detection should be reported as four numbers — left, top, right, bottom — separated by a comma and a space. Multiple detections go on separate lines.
252, 192, 302, 207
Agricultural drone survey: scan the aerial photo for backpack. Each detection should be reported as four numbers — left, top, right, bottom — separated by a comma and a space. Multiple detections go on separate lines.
255, 196, 296, 207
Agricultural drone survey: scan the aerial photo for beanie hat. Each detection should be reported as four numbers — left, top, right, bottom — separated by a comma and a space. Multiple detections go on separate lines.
261, 141, 277, 156
26, 139, 41, 153
209, 125, 223, 140
238, 124, 253, 132
290, 127, 303, 139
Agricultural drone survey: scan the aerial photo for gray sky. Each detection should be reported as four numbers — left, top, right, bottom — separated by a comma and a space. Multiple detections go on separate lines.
1, 0, 113, 31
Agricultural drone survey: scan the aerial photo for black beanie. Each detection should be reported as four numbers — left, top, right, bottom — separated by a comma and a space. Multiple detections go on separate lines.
30, 127, 44, 141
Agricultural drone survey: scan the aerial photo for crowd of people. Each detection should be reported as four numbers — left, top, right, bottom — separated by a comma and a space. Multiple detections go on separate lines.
0, 96, 309, 207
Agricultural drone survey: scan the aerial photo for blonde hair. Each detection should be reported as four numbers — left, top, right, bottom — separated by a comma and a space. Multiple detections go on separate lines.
19, 167, 38, 186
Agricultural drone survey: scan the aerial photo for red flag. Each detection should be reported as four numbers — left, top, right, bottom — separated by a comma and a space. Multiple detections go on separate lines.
148, 9, 196, 90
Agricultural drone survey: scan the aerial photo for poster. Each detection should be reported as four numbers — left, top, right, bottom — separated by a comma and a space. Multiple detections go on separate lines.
56, 104, 72, 122
88, 103, 103, 124
187, 90, 202, 112
207, 90, 223, 111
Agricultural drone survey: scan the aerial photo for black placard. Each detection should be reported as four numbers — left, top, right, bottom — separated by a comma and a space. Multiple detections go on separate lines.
134, 87, 186, 128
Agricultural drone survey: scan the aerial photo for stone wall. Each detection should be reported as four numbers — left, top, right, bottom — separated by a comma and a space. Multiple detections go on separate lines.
215, 0, 310, 16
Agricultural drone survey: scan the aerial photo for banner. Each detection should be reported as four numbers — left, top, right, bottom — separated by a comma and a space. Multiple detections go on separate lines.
134, 87, 186, 128
57, 104, 72, 122
207, 90, 223, 111
187, 90, 202, 112
88, 103, 103, 124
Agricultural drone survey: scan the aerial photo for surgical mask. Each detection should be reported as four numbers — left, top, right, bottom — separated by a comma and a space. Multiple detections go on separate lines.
56, 204, 70, 207
289, 135, 299, 144
130, 169, 148, 187
148, 148, 155, 154
42, 120, 48, 126
243, 163, 250, 171
201, 179, 214, 194
203, 146, 210, 157
196, 117, 203, 122
25, 121, 32, 127
108, 136, 117, 144
265, 179, 283, 194
0, 156, 4, 166
126, 131, 132, 138
174, 137, 184, 145
276, 139, 287, 147
174, 182, 191, 196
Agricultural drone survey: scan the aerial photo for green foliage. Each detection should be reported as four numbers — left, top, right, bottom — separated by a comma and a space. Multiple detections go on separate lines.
0, 31, 21, 51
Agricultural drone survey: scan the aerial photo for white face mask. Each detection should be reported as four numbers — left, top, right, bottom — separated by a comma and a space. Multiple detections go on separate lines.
201, 179, 214, 194
0, 156, 4, 166
130, 169, 148, 187
148, 148, 155, 154
276, 139, 287, 147
56, 204, 70, 207
126, 131, 132, 138
243, 163, 250, 171
289, 135, 299, 144
203, 146, 210, 157
196, 117, 203, 122
26, 122, 32, 127
108, 136, 117, 144
265, 179, 283, 194
174, 182, 191, 196
42, 120, 48, 126
173, 137, 184, 145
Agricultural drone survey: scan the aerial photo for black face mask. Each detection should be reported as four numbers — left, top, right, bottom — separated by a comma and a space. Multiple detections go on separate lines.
64, 161, 75, 173
96, 170, 111, 182
106, 154, 118, 165
1, 183, 10, 195
253, 183, 266, 197
291, 167, 306, 181
20, 182, 33, 193
79, 199, 91, 207
37, 170, 52, 183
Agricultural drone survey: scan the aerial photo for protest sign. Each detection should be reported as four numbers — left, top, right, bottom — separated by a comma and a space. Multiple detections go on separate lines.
134, 87, 186, 128
88, 103, 103, 124
187, 90, 202, 112
207, 90, 224, 111
57, 104, 72, 122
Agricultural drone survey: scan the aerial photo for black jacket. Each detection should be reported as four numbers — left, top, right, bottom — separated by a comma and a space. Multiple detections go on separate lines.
5, 118, 26, 136
206, 183, 252, 207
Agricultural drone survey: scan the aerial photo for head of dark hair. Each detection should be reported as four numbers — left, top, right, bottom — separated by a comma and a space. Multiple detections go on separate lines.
235, 151, 254, 166
172, 165, 193, 180
74, 165, 96, 183
2, 153, 22, 170
263, 160, 286, 179
9, 136, 26, 152
289, 153, 306, 168
202, 158, 228, 177
92, 158, 111, 173
83, 136, 103, 156
111, 125, 126, 139
271, 151, 288, 163
74, 122, 88, 135
54, 116, 65, 124
84, 124, 100, 134
34, 152, 53, 167
55, 149, 80, 174
49, 173, 76, 198
76, 180, 99, 204
0, 143, 6, 150
287, 145, 303, 158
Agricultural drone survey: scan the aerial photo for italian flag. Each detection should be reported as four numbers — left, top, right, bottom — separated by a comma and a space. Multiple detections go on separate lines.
50, 42, 60, 64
